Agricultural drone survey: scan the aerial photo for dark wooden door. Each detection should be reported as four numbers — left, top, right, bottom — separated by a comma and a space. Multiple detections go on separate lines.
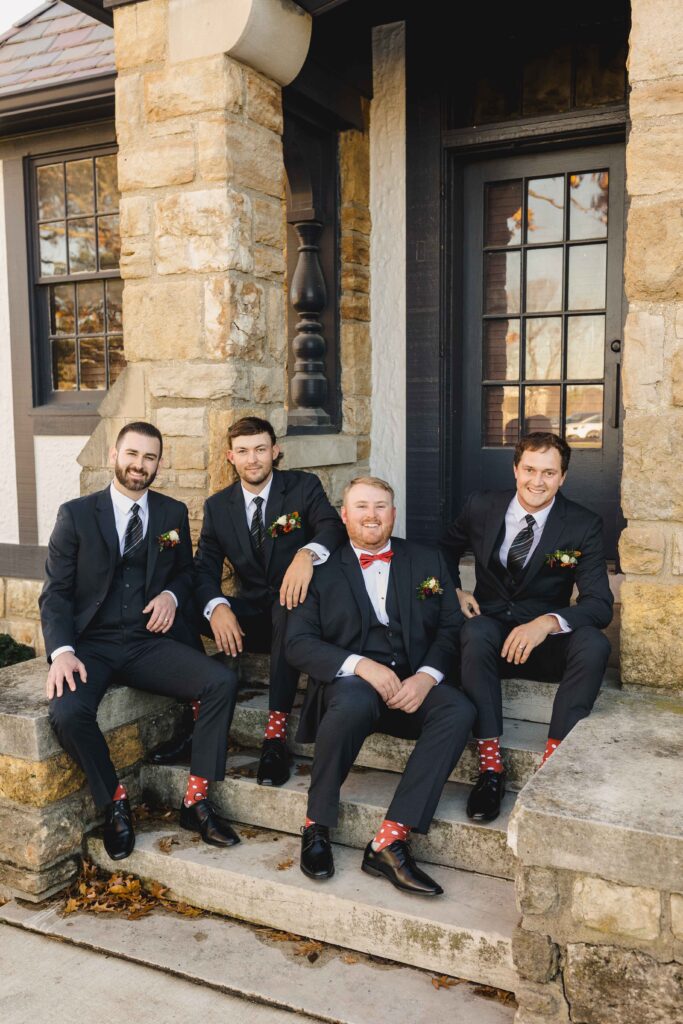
458, 145, 625, 556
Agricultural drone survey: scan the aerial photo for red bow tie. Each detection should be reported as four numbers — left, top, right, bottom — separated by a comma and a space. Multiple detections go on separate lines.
359, 550, 394, 570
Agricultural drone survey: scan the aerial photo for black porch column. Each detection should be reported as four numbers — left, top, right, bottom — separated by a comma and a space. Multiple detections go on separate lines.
288, 220, 331, 429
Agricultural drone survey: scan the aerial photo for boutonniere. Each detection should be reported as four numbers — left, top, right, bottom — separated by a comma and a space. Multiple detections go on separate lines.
416, 576, 444, 600
157, 528, 180, 552
544, 549, 581, 569
267, 510, 302, 538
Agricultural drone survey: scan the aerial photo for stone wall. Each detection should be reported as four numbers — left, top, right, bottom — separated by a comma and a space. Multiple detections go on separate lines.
0, 578, 44, 657
619, 0, 683, 687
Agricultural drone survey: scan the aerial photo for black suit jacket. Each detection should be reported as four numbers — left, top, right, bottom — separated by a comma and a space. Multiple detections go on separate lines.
286, 538, 463, 742
193, 469, 346, 611
439, 489, 613, 631
39, 487, 194, 659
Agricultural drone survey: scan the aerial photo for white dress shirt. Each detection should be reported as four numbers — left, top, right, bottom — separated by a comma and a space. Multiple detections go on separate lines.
499, 494, 570, 634
204, 475, 329, 620
51, 483, 177, 661
336, 542, 443, 684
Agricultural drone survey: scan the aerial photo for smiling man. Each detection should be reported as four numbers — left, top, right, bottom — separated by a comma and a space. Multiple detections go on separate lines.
440, 432, 613, 822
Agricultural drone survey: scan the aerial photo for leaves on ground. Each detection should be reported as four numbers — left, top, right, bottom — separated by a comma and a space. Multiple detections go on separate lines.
294, 939, 324, 963
294, 764, 312, 776
432, 975, 465, 990
157, 835, 180, 855
60, 860, 203, 922
228, 765, 258, 779
276, 858, 294, 871
472, 984, 517, 1006
239, 826, 260, 839
341, 954, 359, 965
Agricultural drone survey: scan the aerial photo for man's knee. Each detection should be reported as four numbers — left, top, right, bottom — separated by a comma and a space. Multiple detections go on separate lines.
568, 626, 610, 662
426, 685, 476, 731
48, 694, 91, 739
201, 662, 239, 702
325, 677, 380, 723
460, 615, 503, 651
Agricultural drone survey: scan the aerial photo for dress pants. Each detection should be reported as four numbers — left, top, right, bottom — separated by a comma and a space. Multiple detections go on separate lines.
49, 628, 239, 808
459, 615, 611, 740
306, 676, 476, 833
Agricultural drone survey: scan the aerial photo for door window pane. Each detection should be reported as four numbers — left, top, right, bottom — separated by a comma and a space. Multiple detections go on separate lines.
522, 43, 572, 116
68, 218, 97, 273
66, 159, 94, 216
524, 385, 560, 434
568, 244, 606, 310
79, 336, 106, 390
37, 164, 65, 221
484, 386, 519, 446
50, 284, 75, 335
77, 281, 105, 334
52, 338, 77, 390
485, 251, 521, 314
526, 177, 564, 244
484, 319, 520, 380
39, 222, 67, 277
569, 171, 608, 240
525, 318, 562, 380
567, 316, 604, 380
485, 181, 523, 246
566, 385, 603, 448
525, 247, 563, 312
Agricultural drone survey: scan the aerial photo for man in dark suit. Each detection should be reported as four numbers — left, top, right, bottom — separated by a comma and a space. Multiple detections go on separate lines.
286, 477, 475, 895
440, 432, 613, 822
150, 416, 346, 786
41, 422, 241, 861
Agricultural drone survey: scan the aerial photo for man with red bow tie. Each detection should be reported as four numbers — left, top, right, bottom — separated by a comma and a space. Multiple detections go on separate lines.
286, 477, 475, 895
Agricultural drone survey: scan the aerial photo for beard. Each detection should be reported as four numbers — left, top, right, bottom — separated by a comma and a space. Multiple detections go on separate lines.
115, 461, 156, 492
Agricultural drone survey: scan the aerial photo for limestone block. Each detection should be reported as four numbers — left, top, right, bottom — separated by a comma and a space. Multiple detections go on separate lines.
253, 245, 285, 280
618, 525, 666, 574
0, 619, 39, 651
123, 279, 203, 360
341, 265, 370, 294
672, 348, 683, 406
629, 0, 683, 83
5, 580, 42, 621
265, 283, 287, 362
155, 407, 205, 437
114, 0, 167, 71
571, 876, 661, 941
341, 231, 370, 266
342, 395, 371, 436
120, 196, 151, 238
204, 275, 266, 362
340, 320, 371, 372
0, 855, 79, 901
0, 791, 93, 869
244, 67, 283, 134
115, 73, 144, 145
208, 410, 237, 494
512, 927, 559, 983
621, 309, 665, 411
630, 78, 683, 120
144, 55, 242, 121
625, 200, 683, 301
173, 471, 208, 491
516, 867, 560, 915
120, 238, 153, 280
622, 411, 683, 520
514, 979, 570, 1024
671, 893, 683, 940
166, 438, 207, 471
148, 362, 249, 402
622, 582, 683, 686
253, 196, 285, 248
342, 204, 371, 235
0, 579, 5, 618
340, 128, 370, 207
340, 291, 370, 322
564, 943, 683, 1023
154, 189, 252, 275
225, 120, 284, 198
250, 365, 286, 405
118, 136, 195, 191
672, 532, 683, 575
627, 128, 683, 197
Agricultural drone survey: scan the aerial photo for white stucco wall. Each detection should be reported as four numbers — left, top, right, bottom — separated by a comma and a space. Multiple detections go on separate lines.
34, 436, 87, 545
369, 22, 406, 535
0, 162, 20, 543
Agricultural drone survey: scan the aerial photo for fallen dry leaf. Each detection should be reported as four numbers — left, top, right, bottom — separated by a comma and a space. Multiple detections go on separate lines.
58, 860, 204, 923
431, 975, 464, 990
239, 826, 259, 839
276, 859, 294, 871
472, 985, 517, 1006
258, 927, 302, 943
342, 954, 359, 965
294, 940, 324, 958
157, 836, 180, 855
294, 764, 312, 776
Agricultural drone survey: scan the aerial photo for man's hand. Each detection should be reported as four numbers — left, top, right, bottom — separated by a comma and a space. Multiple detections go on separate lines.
279, 548, 315, 609
355, 658, 403, 703
501, 614, 558, 665
210, 603, 245, 657
47, 651, 87, 700
143, 592, 177, 633
386, 672, 435, 714
456, 588, 481, 619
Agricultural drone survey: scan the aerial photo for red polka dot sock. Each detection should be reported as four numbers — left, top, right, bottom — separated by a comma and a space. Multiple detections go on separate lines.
264, 710, 288, 741
183, 774, 208, 807
541, 737, 561, 765
477, 737, 504, 773
371, 819, 410, 853
304, 817, 315, 829
112, 782, 127, 802
190, 700, 201, 722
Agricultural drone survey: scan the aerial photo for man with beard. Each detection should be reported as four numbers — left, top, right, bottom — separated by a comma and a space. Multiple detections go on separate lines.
41, 422, 241, 861
150, 416, 346, 787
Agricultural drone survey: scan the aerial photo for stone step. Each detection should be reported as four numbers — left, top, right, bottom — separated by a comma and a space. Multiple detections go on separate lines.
1, 901, 515, 1024
231, 690, 546, 790
86, 825, 519, 992
500, 667, 621, 725
141, 751, 517, 879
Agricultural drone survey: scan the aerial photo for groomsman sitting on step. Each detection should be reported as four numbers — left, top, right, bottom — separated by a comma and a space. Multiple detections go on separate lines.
286, 476, 475, 895
440, 432, 613, 823
149, 416, 346, 787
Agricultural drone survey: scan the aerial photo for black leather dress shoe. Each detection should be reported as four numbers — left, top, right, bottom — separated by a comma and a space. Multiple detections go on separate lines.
179, 799, 240, 847
257, 737, 291, 786
147, 706, 194, 765
466, 770, 507, 822
103, 798, 135, 861
300, 823, 334, 880
362, 841, 443, 896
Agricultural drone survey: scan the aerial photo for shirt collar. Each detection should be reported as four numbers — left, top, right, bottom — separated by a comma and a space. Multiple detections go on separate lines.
509, 493, 555, 529
351, 540, 392, 562
241, 474, 273, 510
110, 481, 149, 516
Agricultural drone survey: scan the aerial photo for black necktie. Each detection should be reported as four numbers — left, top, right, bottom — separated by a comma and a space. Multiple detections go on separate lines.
123, 502, 143, 556
506, 514, 536, 576
250, 495, 265, 559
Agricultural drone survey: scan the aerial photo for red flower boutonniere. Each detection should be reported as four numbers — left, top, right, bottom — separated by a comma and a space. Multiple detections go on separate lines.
544, 549, 581, 569
158, 528, 180, 552
267, 511, 302, 538
416, 576, 444, 600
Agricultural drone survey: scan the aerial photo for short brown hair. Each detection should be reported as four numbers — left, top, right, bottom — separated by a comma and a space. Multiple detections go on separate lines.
227, 416, 282, 465
342, 476, 395, 504
514, 432, 571, 475
116, 421, 163, 457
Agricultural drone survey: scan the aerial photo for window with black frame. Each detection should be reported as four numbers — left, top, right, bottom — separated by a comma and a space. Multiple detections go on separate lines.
31, 148, 125, 400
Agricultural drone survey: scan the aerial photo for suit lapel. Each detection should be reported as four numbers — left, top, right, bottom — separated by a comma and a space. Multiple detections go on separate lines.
95, 487, 119, 563
145, 490, 161, 593
514, 492, 567, 593
263, 471, 285, 574
228, 483, 262, 574
482, 490, 516, 569
340, 543, 370, 646
389, 539, 412, 659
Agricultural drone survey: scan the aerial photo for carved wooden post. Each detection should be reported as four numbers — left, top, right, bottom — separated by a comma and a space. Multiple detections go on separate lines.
288, 219, 331, 428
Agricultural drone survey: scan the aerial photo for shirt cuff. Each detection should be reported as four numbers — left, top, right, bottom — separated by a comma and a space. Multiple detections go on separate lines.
304, 543, 329, 565
337, 653, 363, 677
161, 590, 178, 608
548, 614, 572, 634
204, 596, 230, 620
417, 665, 443, 685
51, 645, 75, 661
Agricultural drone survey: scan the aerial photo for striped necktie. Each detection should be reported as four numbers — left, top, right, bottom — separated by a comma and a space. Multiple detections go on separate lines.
123, 503, 143, 556
250, 495, 265, 559
506, 514, 536, 576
